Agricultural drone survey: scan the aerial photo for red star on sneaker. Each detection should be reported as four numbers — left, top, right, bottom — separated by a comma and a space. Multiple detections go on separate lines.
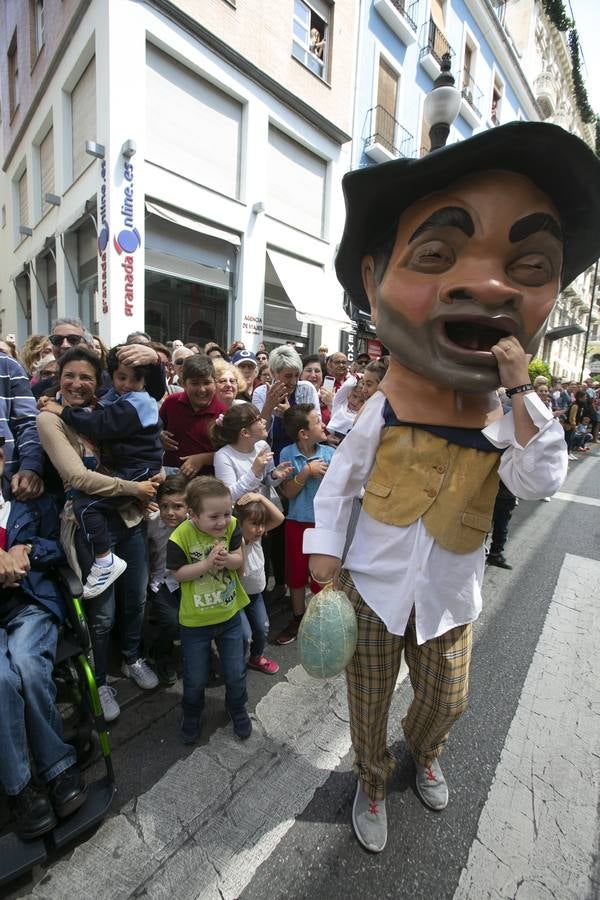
369, 802, 379, 815
426, 765, 436, 782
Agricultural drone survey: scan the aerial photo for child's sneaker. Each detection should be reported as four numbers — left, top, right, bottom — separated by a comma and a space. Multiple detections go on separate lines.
230, 708, 252, 740
98, 685, 120, 722
181, 717, 201, 745
155, 658, 178, 685
247, 655, 279, 675
83, 554, 127, 599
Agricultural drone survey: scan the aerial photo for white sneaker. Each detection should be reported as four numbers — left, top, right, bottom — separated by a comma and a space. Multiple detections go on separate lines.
568, 454, 579, 461
83, 554, 128, 599
99, 685, 120, 722
121, 658, 158, 690
540, 496, 551, 502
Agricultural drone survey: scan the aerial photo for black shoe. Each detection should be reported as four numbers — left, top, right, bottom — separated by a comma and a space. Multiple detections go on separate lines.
486, 553, 513, 570
156, 658, 178, 685
230, 708, 252, 740
48, 766, 87, 818
10, 781, 57, 839
181, 717, 201, 745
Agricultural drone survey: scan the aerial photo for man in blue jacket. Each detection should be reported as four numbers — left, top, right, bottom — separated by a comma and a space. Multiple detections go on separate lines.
0, 439, 86, 840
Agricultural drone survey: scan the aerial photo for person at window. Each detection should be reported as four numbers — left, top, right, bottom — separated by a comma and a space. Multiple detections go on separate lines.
310, 27, 325, 59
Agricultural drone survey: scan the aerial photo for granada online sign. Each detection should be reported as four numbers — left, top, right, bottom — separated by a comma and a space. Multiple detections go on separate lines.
113, 160, 140, 318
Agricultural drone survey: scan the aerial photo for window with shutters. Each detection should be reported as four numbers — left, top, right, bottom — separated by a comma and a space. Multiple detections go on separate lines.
39, 127, 54, 215
292, 0, 331, 81
266, 126, 327, 237
8, 32, 19, 119
375, 57, 399, 153
30, 0, 45, 61
491, 74, 503, 125
18, 170, 29, 230
71, 58, 96, 182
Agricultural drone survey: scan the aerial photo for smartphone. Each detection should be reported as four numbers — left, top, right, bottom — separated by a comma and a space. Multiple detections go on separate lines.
323, 376, 335, 392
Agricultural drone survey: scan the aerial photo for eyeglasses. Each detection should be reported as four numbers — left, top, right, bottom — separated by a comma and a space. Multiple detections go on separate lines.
174, 359, 185, 365
49, 334, 83, 348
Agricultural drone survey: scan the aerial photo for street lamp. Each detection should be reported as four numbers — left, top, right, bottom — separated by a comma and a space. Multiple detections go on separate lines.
423, 53, 462, 151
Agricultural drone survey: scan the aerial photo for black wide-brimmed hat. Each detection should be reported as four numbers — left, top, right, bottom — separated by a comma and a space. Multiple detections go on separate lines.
336, 122, 600, 311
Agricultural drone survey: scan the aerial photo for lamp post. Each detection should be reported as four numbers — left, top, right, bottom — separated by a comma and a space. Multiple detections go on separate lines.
423, 53, 462, 151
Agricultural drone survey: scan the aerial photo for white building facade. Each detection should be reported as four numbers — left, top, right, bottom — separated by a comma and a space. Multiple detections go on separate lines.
0, 0, 356, 354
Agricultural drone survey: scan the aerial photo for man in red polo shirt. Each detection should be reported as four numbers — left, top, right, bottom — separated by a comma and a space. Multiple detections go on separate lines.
159, 356, 226, 478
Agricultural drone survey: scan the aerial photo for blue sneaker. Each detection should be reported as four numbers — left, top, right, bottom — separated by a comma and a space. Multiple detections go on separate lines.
181, 717, 201, 745
230, 708, 252, 740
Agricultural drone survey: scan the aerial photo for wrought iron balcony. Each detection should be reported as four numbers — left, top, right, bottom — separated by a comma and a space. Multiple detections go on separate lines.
460, 71, 483, 123
364, 106, 414, 163
419, 18, 454, 79
376, 0, 420, 33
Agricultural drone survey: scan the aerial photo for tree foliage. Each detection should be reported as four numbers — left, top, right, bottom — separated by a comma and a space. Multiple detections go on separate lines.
528, 357, 552, 383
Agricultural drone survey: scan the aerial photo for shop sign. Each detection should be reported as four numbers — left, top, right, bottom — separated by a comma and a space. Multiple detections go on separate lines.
242, 313, 263, 337
97, 161, 109, 315
113, 160, 141, 318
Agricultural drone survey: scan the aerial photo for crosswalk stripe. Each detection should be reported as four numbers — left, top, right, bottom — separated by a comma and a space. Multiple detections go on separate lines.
454, 553, 600, 900
553, 491, 600, 507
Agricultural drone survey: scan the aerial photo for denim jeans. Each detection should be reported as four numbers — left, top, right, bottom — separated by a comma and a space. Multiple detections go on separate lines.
240, 593, 269, 659
0, 605, 76, 795
180, 613, 247, 720
76, 516, 149, 686
149, 583, 180, 661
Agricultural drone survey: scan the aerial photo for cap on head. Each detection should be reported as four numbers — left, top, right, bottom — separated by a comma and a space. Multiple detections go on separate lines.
336, 122, 600, 311
231, 349, 257, 366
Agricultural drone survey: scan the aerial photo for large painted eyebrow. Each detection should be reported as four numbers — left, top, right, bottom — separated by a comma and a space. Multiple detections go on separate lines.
408, 206, 475, 243
509, 213, 562, 243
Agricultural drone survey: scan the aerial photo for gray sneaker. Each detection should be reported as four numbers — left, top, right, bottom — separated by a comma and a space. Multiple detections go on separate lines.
121, 658, 158, 690
98, 685, 120, 722
351, 780, 387, 853
415, 758, 448, 810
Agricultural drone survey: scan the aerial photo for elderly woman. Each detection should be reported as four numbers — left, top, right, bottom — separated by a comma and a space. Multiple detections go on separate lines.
252, 345, 319, 464
37, 347, 160, 723
213, 358, 246, 408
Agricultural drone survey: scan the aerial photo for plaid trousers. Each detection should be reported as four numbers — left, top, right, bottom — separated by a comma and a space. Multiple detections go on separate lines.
340, 570, 472, 801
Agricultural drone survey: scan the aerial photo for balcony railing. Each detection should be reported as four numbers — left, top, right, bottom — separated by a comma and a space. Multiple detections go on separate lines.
420, 17, 453, 67
365, 106, 414, 161
534, 69, 557, 119
461, 71, 483, 118
383, 0, 419, 32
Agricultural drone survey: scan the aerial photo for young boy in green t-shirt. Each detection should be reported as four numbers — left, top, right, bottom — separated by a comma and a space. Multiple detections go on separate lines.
166, 476, 250, 744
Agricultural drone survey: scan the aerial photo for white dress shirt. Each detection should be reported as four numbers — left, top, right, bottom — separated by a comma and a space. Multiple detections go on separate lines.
303, 390, 568, 644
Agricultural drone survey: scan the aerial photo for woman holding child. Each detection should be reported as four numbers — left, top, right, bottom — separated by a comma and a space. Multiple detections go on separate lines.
37, 346, 160, 723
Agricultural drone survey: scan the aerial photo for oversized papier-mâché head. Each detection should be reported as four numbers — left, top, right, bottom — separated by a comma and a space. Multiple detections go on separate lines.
336, 122, 600, 393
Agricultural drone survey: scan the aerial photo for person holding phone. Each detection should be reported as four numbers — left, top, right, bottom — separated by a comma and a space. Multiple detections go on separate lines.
251, 346, 319, 464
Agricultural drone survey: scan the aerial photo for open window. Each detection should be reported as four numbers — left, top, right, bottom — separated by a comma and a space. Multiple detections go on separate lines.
292, 0, 330, 80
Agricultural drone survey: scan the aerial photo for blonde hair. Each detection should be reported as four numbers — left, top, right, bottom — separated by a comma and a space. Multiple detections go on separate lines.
213, 358, 246, 395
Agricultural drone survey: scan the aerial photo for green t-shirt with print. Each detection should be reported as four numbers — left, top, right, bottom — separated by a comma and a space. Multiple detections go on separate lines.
168, 517, 249, 627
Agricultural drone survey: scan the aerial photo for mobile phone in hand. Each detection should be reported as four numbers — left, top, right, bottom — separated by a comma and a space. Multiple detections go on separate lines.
323, 376, 335, 392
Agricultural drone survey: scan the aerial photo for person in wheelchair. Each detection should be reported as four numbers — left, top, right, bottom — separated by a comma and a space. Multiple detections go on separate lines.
0, 438, 86, 840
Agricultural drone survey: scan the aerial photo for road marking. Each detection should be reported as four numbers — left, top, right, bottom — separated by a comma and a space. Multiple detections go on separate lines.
33, 663, 407, 899
553, 491, 600, 507
454, 553, 600, 900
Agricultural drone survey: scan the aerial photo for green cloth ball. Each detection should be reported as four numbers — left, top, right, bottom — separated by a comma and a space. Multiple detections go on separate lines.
299, 586, 358, 679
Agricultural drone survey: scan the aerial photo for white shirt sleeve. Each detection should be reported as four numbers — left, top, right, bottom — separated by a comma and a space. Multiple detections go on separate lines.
303, 392, 384, 559
214, 445, 263, 503
482, 391, 568, 499
252, 383, 267, 413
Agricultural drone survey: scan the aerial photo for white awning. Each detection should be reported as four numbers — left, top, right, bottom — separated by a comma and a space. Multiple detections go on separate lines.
145, 200, 241, 247
267, 248, 353, 332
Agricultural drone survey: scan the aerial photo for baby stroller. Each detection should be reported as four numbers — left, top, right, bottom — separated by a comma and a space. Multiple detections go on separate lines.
0, 567, 116, 887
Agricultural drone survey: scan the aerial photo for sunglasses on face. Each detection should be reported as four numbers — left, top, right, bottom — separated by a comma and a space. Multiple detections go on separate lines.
49, 334, 83, 347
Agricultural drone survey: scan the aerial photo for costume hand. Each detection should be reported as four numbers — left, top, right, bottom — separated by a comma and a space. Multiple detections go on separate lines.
491, 336, 531, 390
272, 461, 294, 481
40, 399, 63, 416
117, 344, 159, 367
309, 554, 340, 589
251, 447, 273, 477
11, 471, 44, 501
160, 430, 179, 452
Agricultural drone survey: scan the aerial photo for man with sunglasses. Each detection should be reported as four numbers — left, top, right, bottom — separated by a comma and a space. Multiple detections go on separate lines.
33, 317, 167, 403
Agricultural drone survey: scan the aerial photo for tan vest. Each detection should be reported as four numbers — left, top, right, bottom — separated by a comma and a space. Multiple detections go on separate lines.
362, 426, 501, 554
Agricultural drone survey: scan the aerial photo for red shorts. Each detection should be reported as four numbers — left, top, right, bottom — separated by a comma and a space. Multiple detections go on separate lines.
285, 519, 321, 593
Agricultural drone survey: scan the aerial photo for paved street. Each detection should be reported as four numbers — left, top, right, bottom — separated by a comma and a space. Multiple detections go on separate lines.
4, 450, 600, 900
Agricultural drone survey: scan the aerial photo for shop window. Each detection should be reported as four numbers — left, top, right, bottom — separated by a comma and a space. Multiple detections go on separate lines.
292, 0, 330, 80
8, 32, 19, 118
145, 270, 229, 347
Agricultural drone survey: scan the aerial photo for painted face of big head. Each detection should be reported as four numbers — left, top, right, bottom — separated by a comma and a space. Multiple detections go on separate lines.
361, 171, 563, 393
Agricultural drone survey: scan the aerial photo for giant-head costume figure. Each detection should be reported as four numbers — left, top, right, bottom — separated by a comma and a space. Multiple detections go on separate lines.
335, 122, 600, 426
